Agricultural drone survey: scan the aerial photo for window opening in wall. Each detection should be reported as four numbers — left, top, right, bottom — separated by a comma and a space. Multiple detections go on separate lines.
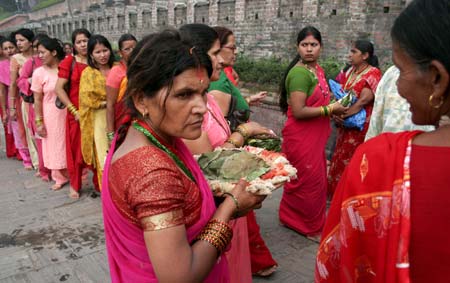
331, 9, 336, 15
202, 17, 205, 23
255, 13, 258, 20
225, 16, 229, 21
162, 21, 166, 25
290, 11, 293, 17
384, 6, 390, 13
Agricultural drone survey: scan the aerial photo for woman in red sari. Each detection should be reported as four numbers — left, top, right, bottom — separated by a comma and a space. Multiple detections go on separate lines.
316, 1, 450, 282
328, 40, 382, 196
55, 28, 97, 199
278, 26, 347, 237
102, 30, 265, 283
105, 33, 137, 141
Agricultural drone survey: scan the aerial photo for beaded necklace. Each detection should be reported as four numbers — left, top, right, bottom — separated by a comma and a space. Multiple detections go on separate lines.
300, 63, 329, 98
132, 119, 196, 183
343, 64, 371, 91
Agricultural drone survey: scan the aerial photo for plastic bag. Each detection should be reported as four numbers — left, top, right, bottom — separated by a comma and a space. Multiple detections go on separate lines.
328, 79, 366, 131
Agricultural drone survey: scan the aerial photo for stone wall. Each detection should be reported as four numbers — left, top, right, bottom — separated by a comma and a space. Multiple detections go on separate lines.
1, 0, 409, 65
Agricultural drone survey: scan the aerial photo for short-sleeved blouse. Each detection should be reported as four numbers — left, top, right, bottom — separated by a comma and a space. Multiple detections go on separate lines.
209, 71, 249, 112
109, 146, 202, 231
57, 55, 88, 108
106, 62, 126, 89
285, 66, 317, 98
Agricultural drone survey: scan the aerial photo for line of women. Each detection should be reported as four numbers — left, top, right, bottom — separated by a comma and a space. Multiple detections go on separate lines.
0, 28, 138, 199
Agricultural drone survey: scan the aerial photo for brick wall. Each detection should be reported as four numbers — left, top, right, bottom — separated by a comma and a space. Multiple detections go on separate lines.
1, 0, 409, 66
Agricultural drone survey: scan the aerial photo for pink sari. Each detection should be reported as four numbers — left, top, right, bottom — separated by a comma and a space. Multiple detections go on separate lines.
0, 59, 31, 167
102, 134, 229, 283
201, 93, 252, 283
279, 65, 331, 236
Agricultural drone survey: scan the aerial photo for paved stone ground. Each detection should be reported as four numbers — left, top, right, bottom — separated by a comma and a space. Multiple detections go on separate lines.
0, 147, 317, 283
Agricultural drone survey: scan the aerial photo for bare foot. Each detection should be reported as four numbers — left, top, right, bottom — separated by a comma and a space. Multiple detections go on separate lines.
35, 171, 41, 177
41, 175, 51, 182
25, 166, 33, 171
69, 187, 80, 199
253, 265, 277, 277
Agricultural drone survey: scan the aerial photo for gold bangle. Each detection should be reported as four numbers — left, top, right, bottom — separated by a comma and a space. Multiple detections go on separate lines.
327, 105, 333, 116
235, 124, 249, 140
245, 97, 251, 104
319, 106, 324, 116
225, 137, 241, 148
223, 192, 240, 212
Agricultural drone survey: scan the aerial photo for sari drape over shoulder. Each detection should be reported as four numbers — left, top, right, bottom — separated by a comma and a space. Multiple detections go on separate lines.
279, 65, 331, 236
316, 131, 421, 283
102, 135, 229, 283
79, 66, 109, 188
79, 66, 106, 166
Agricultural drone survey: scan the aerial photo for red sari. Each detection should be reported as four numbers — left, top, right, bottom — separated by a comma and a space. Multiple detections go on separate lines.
328, 66, 381, 196
58, 55, 98, 191
279, 65, 331, 236
316, 131, 420, 283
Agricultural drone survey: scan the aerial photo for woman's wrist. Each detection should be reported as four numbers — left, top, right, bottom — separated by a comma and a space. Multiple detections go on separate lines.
214, 197, 236, 222
235, 124, 250, 140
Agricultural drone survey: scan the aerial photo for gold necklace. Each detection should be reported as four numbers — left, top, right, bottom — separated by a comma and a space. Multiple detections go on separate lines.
344, 64, 371, 91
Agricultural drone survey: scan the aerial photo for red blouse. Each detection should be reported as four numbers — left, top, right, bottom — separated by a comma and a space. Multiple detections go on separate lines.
57, 55, 88, 108
410, 144, 450, 283
109, 146, 202, 231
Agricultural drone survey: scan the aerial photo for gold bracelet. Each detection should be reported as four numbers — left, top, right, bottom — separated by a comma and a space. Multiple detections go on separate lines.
225, 137, 241, 148
327, 105, 333, 116
223, 192, 240, 212
319, 106, 325, 116
35, 119, 43, 126
245, 97, 251, 104
235, 124, 249, 140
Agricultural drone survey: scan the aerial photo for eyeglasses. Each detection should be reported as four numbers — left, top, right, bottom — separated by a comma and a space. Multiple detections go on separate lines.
223, 45, 237, 51
121, 47, 134, 53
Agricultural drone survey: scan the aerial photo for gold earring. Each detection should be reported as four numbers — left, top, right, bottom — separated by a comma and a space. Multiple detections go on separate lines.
429, 95, 444, 109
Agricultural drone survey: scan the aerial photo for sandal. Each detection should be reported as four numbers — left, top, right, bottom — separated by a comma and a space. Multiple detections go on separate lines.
51, 182, 68, 191
69, 187, 80, 199
253, 265, 277, 277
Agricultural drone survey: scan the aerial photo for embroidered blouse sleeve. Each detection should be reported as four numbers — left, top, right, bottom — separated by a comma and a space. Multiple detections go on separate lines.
127, 148, 186, 231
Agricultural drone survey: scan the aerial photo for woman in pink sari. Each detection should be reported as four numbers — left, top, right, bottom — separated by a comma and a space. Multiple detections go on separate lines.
17, 34, 51, 181
0, 37, 19, 159
180, 23, 276, 283
278, 26, 347, 237
102, 31, 265, 283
